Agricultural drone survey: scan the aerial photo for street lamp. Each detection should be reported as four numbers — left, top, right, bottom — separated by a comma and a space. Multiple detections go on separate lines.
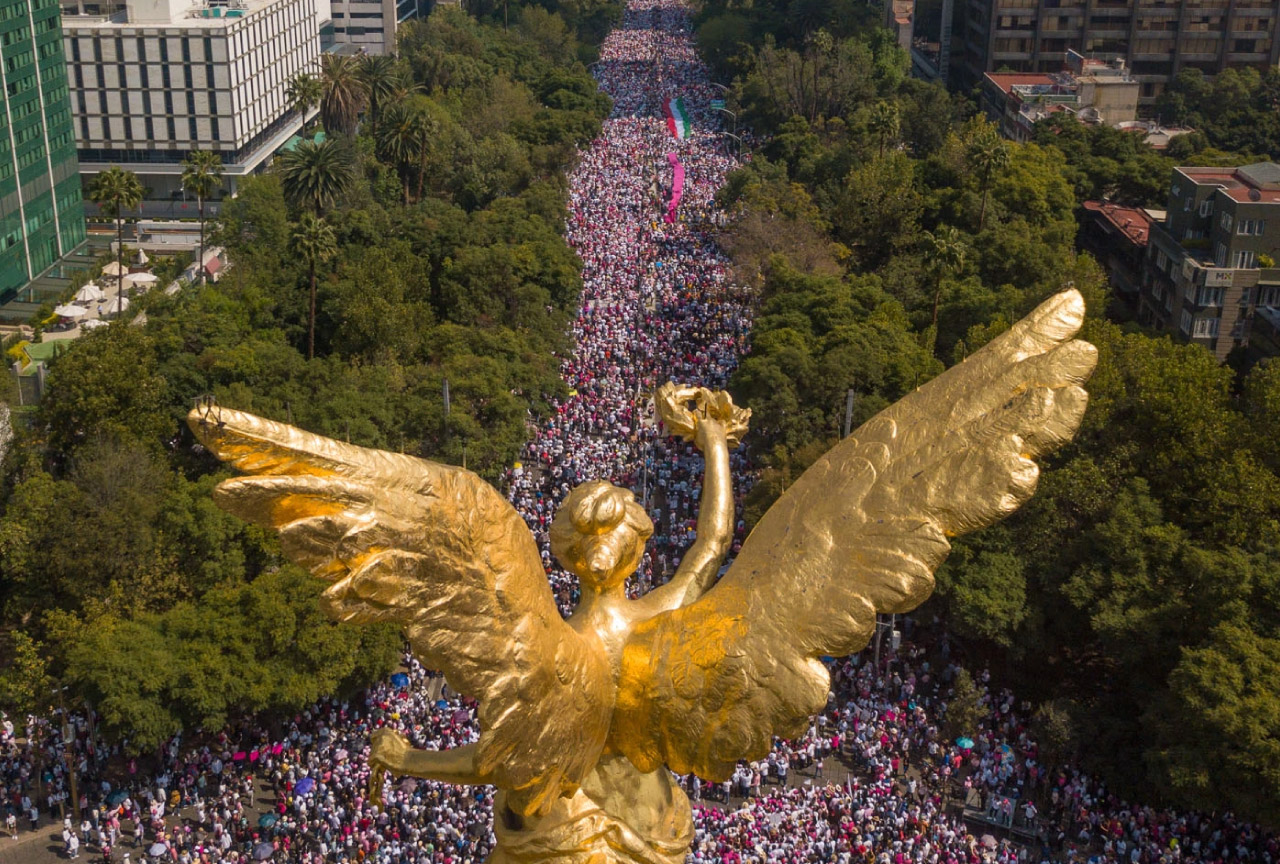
714, 106, 737, 137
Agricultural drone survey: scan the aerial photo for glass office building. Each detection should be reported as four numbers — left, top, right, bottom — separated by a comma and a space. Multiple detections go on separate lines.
0, 0, 86, 303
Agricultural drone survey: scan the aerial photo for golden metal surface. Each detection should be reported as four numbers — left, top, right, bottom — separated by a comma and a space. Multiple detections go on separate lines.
189, 289, 1096, 864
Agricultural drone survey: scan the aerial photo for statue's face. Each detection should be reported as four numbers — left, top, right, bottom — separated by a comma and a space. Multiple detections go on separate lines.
549, 481, 653, 591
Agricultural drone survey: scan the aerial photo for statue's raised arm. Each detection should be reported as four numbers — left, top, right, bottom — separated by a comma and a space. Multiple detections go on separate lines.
634, 384, 750, 615
186, 404, 613, 819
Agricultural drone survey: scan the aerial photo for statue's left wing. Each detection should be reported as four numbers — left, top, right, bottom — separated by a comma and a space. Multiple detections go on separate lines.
187, 407, 612, 817
612, 290, 1096, 780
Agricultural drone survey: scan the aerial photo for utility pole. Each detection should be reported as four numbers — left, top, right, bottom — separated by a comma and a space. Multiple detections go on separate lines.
843, 388, 856, 438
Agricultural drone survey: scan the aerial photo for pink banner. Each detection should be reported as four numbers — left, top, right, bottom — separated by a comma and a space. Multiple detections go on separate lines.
664, 152, 684, 224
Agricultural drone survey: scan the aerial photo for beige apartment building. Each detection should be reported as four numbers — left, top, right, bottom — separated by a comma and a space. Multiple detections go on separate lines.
951, 0, 1280, 104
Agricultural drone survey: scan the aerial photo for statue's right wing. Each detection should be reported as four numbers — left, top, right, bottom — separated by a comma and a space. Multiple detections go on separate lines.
613, 290, 1096, 780
187, 407, 612, 817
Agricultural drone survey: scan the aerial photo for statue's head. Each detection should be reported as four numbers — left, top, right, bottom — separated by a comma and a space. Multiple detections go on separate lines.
550, 481, 653, 591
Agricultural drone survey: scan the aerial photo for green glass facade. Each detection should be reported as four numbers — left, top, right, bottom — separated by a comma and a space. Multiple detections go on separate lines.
0, 0, 85, 303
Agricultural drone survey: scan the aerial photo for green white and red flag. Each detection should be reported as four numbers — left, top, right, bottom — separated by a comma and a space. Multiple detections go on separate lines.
663, 97, 691, 140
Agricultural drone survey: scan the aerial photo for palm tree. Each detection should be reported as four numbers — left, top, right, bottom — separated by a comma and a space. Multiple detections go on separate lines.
320, 53, 366, 136
291, 213, 338, 360
87, 167, 144, 289
966, 127, 1010, 231
377, 104, 433, 204
922, 225, 967, 351
180, 150, 224, 284
357, 54, 400, 138
868, 100, 900, 158
287, 71, 324, 134
278, 138, 355, 215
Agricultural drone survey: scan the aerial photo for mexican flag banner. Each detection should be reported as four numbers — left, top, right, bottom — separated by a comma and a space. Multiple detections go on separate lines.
663, 97, 691, 140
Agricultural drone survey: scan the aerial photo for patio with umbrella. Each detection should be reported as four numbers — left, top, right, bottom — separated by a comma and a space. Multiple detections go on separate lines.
53, 304, 87, 318
102, 261, 127, 280
134, 248, 150, 265
74, 283, 105, 303
128, 272, 159, 289
103, 295, 130, 316
81, 319, 108, 331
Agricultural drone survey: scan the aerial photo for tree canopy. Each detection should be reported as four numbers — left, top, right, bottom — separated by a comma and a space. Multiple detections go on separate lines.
0, 1, 611, 753
704, 0, 1280, 824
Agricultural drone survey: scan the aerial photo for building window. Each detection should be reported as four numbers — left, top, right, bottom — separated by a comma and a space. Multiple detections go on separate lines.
1232, 249, 1258, 269
1156, 250, 1169, 272
1221, 211, 1232, 231
1200, 199, 1213, 217
1180, 310, 1192, 334
1215, 243, 1227, 266
1192, 317, 1220, 339
1238, 219, 1266, 236
1261, 286, 1280, 307
1195, 285, 1224, 306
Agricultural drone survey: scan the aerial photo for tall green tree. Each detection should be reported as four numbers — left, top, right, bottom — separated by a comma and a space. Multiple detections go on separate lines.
320, 53, 367, 136
291, 213, 338, 359
357, 54, 401, 137
87, 166, 145, 289
286, 71, 324, 133
966, 126, 1010, 231
868, 99, 900, 158
922, 225, 966, 346
278, 138, 355, 215
180, 150, 224, 284
378, 103, 434, 205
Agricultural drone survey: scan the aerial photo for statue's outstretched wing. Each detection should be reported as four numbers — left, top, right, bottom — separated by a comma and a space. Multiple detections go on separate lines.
187, 407, 612, 817
613, 290, 1096, 779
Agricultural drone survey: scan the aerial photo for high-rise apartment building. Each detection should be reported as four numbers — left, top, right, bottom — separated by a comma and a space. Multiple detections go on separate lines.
1141, 162, 1280, 360
0, 0, 87, 303
62, 0, 323, 209
330, 0, 418, 54
950, 0, 1280, 104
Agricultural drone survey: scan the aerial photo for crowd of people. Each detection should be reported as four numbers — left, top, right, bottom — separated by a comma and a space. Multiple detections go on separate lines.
504, 0, 754, 612
3, 1, 1278, 863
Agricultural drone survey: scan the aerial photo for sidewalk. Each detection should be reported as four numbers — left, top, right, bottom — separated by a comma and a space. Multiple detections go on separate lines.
0, 825, 69, 864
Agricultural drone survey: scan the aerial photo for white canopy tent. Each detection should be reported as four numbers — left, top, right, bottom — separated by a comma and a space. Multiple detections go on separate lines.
74, 283, 105, 303
53, 304, 87, 318
103, 295, 130, 316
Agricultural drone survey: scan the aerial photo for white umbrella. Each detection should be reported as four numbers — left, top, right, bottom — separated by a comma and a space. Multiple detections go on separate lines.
54, 304, 87, 318
81, 319, 108, 331
134, 248, 150, 265
128, 272, 158, 287
104, 295, 130, 315
74, 283, 105, 302
102, 261, 127, 277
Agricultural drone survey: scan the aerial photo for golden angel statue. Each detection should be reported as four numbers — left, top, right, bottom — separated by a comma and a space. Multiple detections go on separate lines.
188, 290, 1096, 864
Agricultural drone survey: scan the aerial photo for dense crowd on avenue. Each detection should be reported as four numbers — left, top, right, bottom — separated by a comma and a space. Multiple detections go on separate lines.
3, 1, 1278, 863
504, 0, 754, 612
